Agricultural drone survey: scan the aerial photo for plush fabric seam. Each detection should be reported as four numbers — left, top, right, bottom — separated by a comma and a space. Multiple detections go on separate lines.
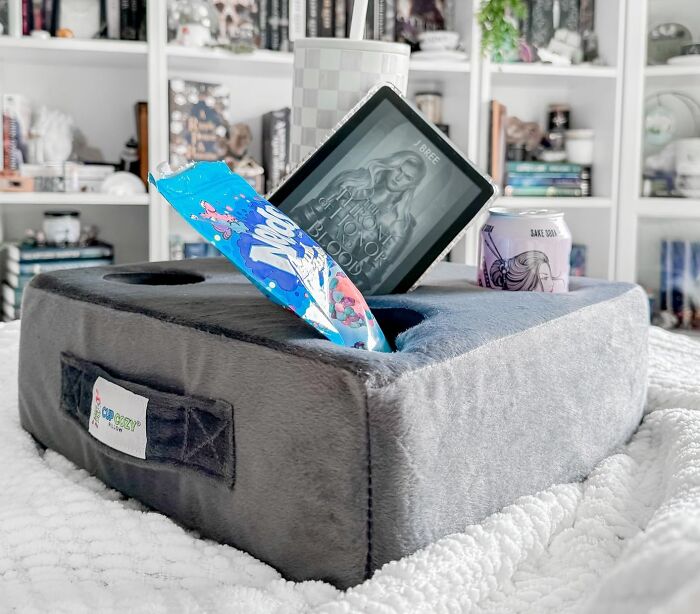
28, 281, 645, 388
366, 286, 648, 391
363, 383, 374, 581
26, 283, 371, 379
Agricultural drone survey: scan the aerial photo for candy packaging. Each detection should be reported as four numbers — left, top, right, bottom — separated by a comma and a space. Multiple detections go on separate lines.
150, 161, 391, 352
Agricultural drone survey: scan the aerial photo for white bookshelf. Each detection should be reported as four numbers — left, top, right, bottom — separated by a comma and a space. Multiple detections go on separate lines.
637, 198, 700, 219
617, 0, 700, 294
497, 196, 613, 209
0, 193, 148, 206
489, 63, 617, 79
0, 36, 147, 68
0, 0, 694, 285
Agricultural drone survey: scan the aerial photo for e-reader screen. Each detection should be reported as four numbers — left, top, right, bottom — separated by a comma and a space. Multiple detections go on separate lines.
269, 85, 495, 295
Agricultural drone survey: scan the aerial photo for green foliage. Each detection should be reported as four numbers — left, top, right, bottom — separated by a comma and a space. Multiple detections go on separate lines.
477, 0, 527, 63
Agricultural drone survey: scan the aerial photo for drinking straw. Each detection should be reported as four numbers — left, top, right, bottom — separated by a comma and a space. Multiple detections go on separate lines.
349, 0, 368, 40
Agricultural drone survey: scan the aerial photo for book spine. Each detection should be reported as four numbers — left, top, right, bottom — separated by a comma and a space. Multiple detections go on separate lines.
33, 0, 42, 30
106, 0, 120, 38
137, 0, 146, 41
257, 0, 267, 47
374, 0, 384, 40
382, 0, 394, 41
263, 108, 290, 193
14, 258, 113, 275
8, 245, 114, 261
506, 176, 584, 188
3, 96, 19, 171
506, 172, 582, 181
2, 110, 15, 171
269, 0, 281, 50
334, 0, 345, 38
660, 239, 669, 312
579, 0, 595, 33
671, 240, 685, 320
319, 0, 333, 36
682, 240, 693, 327
279, 0, 289, 51
306, 0, 318, 37
289, 0, 306, 41
364, 0, 373, 39
129, 0, 139, 40
569, 244, 587, 277
506, 162, 583, 174
49, 0, 59, 35
136, 101, 148, 185
119, 0, 129, 39
693, 242, 700, 323
22, 0, 32, 35
503, 186, 583, 197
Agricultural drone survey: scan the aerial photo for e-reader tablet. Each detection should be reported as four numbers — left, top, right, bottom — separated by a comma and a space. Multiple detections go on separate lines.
269, 84, 497, 295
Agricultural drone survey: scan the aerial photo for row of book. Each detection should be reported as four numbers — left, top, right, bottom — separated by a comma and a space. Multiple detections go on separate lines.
503, 162, 592, 198
106, 0, 147, 42
2, 242, 114, 321
15, 0, 146, 40
218, 0, 451, 52
660, 239, 700, 329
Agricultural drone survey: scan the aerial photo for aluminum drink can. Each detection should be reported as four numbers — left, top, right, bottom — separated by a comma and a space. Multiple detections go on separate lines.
477, 208, 572, 293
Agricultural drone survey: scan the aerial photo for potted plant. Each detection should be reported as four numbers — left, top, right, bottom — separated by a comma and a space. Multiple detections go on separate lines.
477, 0, 527, 63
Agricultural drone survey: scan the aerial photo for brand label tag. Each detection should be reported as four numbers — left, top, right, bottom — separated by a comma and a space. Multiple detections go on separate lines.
89, 376, 148, 459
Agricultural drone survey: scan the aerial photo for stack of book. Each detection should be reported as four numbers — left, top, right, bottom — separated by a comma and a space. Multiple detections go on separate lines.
504, 162, 592, 198
2, 243, 114, 321
659, 239, 700, 329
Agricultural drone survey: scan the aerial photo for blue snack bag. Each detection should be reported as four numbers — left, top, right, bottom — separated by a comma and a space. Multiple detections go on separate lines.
150, 161, 391, 352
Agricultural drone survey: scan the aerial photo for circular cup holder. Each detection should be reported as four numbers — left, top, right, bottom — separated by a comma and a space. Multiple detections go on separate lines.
104, 271, 205, 286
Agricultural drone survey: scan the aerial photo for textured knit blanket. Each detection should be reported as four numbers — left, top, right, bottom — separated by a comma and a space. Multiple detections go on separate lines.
1, 321, 699, 613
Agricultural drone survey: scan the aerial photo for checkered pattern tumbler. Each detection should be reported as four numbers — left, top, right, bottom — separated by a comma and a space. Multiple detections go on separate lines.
290, 38, 410, 167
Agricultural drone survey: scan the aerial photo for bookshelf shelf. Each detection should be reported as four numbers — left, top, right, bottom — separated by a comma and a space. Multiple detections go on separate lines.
0, 193, 149, 207
636, 198, 700, 219
644, 64, 700, 80
0, 36, 147, 67
166, 44, 470, 76
490, 62, 617, 79
496, 196, 613, 209
167, 45, 294, 75
410, 59, 470, 74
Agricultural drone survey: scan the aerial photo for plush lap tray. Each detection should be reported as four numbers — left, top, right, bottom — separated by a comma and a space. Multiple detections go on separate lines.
18, 259, 649, 589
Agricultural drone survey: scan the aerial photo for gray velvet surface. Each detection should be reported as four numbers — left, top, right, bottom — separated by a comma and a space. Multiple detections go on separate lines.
18, 259, 649, 589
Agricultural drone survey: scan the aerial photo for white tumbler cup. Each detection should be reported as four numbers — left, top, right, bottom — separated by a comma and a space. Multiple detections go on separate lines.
290, 38, 410, 167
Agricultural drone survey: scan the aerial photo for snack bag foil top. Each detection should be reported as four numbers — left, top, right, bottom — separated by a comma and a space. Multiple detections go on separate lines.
150, 161, 391, 352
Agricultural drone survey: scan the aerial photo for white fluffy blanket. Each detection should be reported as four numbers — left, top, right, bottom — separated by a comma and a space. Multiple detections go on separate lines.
1, 321, 699, 614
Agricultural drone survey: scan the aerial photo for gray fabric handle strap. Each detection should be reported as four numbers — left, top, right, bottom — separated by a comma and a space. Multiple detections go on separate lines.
60, 353, 235, 487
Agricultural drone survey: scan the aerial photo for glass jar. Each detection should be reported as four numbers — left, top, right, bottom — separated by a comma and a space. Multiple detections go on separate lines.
43, 210, 81, 245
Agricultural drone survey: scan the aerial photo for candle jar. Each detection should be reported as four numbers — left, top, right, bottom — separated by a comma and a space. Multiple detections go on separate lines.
43, 210, 81, 245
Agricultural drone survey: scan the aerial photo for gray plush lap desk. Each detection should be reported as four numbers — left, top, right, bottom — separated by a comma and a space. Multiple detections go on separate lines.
18, 259, 648, 589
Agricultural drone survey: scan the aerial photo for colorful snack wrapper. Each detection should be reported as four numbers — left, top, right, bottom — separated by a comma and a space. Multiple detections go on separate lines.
150, 161, 391, 352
